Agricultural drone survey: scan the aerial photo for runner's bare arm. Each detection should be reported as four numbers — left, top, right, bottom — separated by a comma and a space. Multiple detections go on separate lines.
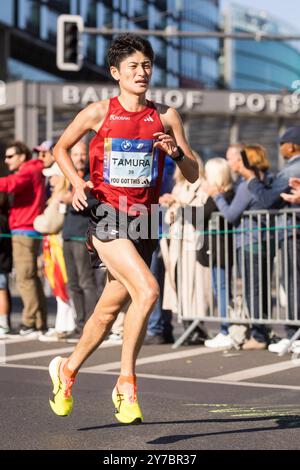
154, 107, 199, 183
53, 101, 108, 211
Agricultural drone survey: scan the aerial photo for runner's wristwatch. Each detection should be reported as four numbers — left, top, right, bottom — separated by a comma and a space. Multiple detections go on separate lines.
172, 146, 185, 163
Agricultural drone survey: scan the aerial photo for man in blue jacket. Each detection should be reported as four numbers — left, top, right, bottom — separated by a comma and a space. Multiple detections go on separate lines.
239, 127, 300, 353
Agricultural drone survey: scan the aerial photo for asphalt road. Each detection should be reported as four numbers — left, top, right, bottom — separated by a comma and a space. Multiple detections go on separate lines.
1, 328, 300, 452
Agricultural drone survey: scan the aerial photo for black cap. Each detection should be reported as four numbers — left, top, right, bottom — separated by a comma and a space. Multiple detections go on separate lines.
278, 127, 300, 145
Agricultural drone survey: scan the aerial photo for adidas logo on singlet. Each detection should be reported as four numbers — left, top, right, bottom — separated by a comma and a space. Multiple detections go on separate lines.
110, 115, 130, 121
144, 115, 154, 122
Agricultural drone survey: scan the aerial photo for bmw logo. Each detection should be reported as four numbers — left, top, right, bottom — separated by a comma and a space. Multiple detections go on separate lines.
121, 140, 132, 151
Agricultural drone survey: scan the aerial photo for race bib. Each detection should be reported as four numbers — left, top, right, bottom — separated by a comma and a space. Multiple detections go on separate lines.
103, 138, 159, 187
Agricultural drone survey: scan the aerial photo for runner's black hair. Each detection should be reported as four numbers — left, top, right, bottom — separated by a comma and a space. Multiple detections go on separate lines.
107, 34, 154, 69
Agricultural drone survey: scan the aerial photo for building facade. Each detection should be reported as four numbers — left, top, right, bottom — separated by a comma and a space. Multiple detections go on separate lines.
222, 3, 300, 92
0, 0, 220, 88
1, 80, 300, 171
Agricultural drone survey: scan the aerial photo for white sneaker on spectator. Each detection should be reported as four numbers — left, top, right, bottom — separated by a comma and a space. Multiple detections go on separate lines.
38, 328, 59, 342
268, 338, 291, 354
270, 339, 300, 354
0, 326, 10, 338
19, 326, 41, 339
291, 340, 300, 352
204, 333, 234, 349
104, 333, 123, 344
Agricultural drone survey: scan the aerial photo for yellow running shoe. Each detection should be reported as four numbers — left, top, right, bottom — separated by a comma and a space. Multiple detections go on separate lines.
49, 356, 75, 416
112, 380, 144, 425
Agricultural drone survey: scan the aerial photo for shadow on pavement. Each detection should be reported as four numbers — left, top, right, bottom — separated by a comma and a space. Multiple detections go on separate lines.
78, 414, 300, 439
146, 415, 300, 445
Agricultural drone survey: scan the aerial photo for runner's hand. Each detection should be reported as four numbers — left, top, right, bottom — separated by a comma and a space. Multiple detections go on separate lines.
72, 180, 94, 211
153, 132, 180, 159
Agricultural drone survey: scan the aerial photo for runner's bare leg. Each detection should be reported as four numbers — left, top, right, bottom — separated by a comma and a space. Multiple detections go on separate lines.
91, 237, 159, 376
67, 238, 158, 374
67, 271, 130, 372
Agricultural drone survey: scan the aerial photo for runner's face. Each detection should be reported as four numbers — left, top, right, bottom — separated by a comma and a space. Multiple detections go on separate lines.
111, 51, 152, 95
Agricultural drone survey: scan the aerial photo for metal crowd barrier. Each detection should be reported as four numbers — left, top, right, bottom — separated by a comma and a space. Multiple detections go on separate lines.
173, 208, 300, 355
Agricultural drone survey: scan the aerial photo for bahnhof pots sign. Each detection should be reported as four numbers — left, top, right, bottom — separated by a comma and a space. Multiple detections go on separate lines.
2, 82, 300, 117
60, 84, 300, 116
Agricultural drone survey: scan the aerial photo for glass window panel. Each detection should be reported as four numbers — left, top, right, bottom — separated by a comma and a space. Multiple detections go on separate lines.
80, 0, 96, 27
0, 0, 14, 26
8, 58, 61, 82
152, 67, 166, 86
43, 8, 58, 45
18, 0, 40, 36
70, 0, 77, 14
234, 53, 300, 90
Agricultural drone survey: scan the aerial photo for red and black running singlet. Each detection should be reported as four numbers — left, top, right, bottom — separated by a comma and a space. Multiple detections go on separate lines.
89, 96, 166, 214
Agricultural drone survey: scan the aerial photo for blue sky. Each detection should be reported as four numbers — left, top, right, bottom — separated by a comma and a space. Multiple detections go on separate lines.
220, 0, 300, 32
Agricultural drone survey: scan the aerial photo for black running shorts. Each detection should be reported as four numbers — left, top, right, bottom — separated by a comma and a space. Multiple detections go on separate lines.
86, 203, 158, 269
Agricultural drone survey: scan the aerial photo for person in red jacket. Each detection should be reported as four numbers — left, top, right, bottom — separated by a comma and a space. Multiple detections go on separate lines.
1, 141, 47, 335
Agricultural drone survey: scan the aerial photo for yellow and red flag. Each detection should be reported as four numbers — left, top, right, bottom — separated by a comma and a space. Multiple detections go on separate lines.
43, 235, 69, 302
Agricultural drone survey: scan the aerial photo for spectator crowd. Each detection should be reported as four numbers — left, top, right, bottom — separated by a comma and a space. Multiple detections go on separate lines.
0, 125, 300, 356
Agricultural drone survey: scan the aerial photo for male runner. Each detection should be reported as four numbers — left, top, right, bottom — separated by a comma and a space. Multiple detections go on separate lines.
49, 34, 198, 424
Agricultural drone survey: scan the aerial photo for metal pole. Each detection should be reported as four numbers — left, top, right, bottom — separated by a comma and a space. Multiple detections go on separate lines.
284, 212, 289, 323
209, 218, 214, 319
293, 212, 297, 323
266, 212, 272, 321
232, 218, 237, 317
46, 89, 53, 142
224, 218, 230, 326
217, 215, 221, 322
83, 28, 300, 41
258, 214, 263, 322
249, 215, 254, 319
275, 214, 280, 322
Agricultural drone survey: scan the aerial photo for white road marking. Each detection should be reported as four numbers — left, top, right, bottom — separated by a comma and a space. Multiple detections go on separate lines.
81, 370, 300, 391
209, 360, 300, 382
4, 347, 75, 362
83, 347, 223, 371
2, 363, 300, 392
0, 336, 42, 345
0, 363, 48, 371
3, 341, 119, 362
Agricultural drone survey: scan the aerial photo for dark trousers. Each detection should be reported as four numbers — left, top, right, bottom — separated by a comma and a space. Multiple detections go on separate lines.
212, 266, 231, 335
63, 240, 98, 330
237, 245, 271, 343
